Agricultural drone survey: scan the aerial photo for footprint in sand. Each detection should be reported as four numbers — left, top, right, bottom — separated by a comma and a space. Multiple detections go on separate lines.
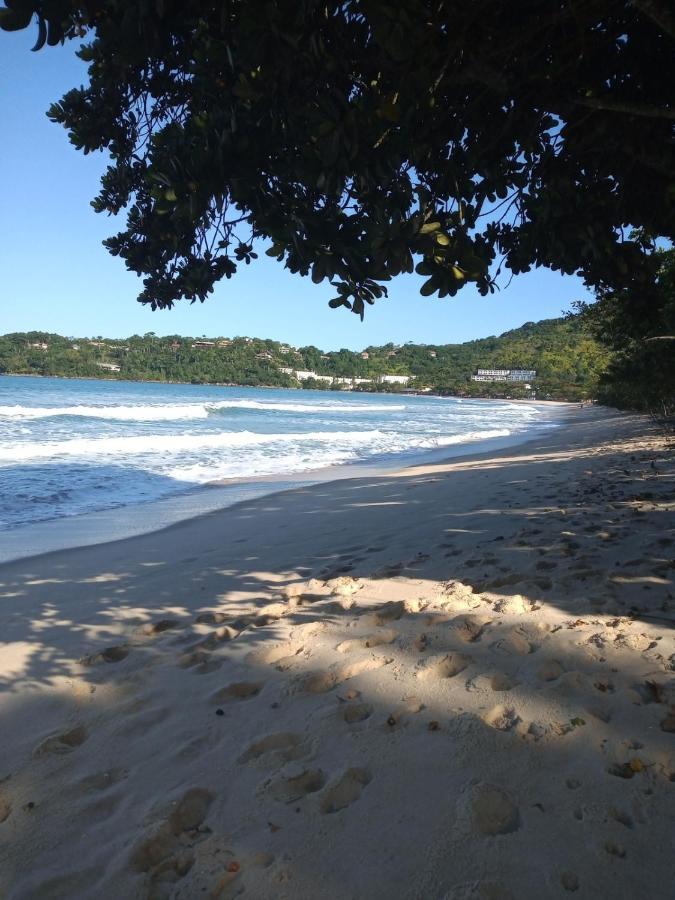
456, 782, 520, 836
336, 628, 398, 653
483, 704, 519, 731
0, 796, 11, 823
211, 681, 263, 704
190, 627, 237, 652
267, 763, 327, 803
238, 732, 309, 766
319, 767, 371, 814
142, 618, 181, 636
301, 657, 389, 694
492, 626, 536, 656
246, 643, 305, 671
80, 645, 129, 666
34, 725, 88, 757
492, 595, 536, 615
76, 767, 128, 792
131, 788, 213, 884
486, 573, 526, 590
195, 611, 228, 625
116, 704, 174, 739
419, 653, 472, 681
451, 614, 491, 643
365, 600, 406, 626
343, 702, 373, 724
491, 672, 517, 691
177, 650, 223, 674
251, 602, 288, 626
560, 872, 580, 892
537, 659, 565, 681
78, 789, 125, 825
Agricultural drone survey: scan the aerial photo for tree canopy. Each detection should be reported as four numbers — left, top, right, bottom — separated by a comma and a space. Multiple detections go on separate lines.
579, 246, 675, 415
2, 1, 674, 317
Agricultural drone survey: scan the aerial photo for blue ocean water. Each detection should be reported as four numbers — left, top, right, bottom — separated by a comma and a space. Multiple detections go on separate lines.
0, 376, 556, 531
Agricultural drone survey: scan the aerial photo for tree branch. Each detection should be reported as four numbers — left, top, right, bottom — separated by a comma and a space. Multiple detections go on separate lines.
631, 0, 675, 40
573, 96, 675, 120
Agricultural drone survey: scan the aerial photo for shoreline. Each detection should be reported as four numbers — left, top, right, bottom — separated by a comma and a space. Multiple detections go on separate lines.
0, 401, 572, 565
0, 405, 673, 898
0, 370, 582, 401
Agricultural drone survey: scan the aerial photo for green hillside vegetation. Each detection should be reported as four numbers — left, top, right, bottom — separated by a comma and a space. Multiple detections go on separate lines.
0, 316, 610, 401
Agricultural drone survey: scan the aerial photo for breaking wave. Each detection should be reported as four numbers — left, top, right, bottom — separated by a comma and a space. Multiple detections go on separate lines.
0, 399, 406, 421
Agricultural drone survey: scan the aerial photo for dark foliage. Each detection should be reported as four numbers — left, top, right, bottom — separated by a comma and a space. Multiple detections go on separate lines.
2, 1, 674, 318
578, 248, 675, 417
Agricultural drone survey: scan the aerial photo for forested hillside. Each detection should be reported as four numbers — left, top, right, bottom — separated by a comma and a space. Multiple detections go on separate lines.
0, 316, 609, 400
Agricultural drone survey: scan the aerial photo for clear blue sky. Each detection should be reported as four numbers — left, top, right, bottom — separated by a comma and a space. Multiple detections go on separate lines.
0, 31, 594, 350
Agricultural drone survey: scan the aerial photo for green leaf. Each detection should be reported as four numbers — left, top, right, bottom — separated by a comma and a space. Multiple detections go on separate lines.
420, 275, 439, 296
311, 259, 326, 284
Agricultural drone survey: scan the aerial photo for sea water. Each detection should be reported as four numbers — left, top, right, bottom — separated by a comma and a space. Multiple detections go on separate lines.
0, 376, 560, 557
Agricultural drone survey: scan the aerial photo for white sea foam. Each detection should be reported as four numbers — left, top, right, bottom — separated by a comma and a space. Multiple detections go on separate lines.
0, 427, 511, 464
208, 399, 406, 414
0, 429, 386, 460
0, 399, 406, 421
0, 404, 209, 421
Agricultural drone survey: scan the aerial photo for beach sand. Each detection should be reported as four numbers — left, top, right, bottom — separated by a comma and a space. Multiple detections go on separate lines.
0, 405, 673, 899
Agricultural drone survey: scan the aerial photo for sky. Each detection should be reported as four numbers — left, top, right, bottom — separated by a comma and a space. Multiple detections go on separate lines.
0, 31, 594, 351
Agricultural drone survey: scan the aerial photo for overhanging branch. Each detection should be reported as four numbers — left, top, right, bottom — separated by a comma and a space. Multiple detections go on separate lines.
631, 0, 675, 40
574, 97, 675, 120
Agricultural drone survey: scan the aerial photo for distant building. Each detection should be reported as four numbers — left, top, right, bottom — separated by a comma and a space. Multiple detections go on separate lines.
471, 368, 536, 383
378, 374, 411, 385
96, 362, 121, 372
428, 350, 437, 358
192, 340, 215, 349
216, 339, 231, 348
255, 351, 273, 360
27, 342, 48, 350
352, 377, 373, 385
360, 352, 370, 360
279, 366, 295, 375
279, 345, 291, 354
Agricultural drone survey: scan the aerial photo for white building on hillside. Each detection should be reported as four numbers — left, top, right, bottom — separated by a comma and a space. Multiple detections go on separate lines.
378, 374, 411, 386
471, 368, 536, 383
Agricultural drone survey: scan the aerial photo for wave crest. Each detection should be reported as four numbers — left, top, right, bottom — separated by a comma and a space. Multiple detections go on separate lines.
0, 427, 511, 463
0, 399, 406, 421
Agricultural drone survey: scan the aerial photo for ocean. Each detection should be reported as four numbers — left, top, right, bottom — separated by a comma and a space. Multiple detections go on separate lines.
0, 376, 560, 558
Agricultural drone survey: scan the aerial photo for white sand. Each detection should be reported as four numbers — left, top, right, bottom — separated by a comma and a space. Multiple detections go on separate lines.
0, 405, 673, 899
